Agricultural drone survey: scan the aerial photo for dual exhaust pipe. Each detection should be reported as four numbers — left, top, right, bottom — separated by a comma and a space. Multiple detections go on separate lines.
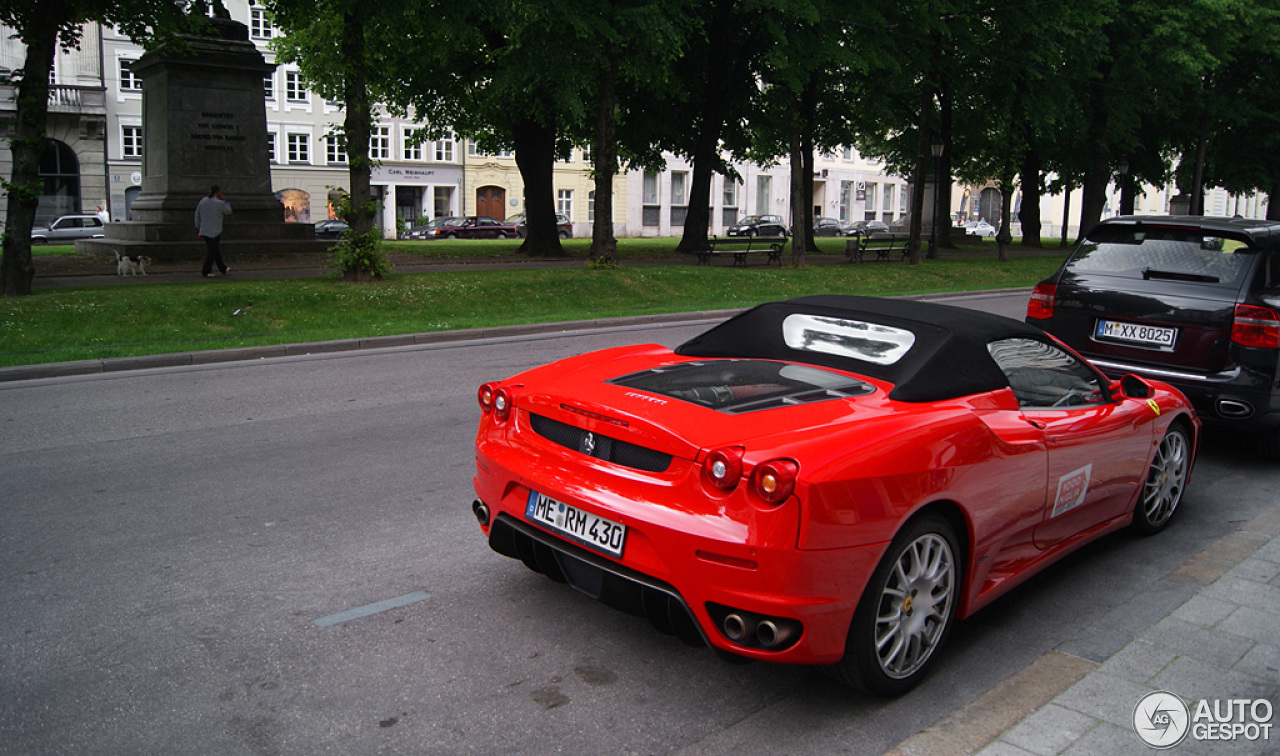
720, 610, 799, 650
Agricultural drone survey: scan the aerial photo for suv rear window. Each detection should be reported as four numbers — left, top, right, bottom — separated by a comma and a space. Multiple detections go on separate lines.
1066, 225, 1256, 289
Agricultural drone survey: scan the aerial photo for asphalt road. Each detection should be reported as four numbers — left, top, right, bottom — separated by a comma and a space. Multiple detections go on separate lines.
1, 291, 1275, 755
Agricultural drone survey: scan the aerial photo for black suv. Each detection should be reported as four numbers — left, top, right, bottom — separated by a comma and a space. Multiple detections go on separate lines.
1028, 215, 1280, 457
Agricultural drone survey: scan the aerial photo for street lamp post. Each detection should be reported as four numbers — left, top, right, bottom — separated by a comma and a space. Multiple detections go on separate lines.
928, 134, 944, 259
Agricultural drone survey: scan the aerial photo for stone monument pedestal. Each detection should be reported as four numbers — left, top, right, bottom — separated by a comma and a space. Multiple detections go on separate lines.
78, 16, 331, 261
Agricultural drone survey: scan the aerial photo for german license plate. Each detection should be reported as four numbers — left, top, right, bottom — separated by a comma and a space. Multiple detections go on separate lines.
525, 490, 627, 558
1094, 319, 1177, 350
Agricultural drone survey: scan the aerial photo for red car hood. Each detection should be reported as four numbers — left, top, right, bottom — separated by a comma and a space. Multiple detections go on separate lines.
508, 344, 895, 461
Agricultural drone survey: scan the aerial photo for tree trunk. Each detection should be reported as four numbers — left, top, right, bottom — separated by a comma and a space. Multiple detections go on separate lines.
1018, 149, 1043, 247
1269, 181, 1280, 221
676, 62, 731, 253
788, 97, 806, 267
341, 11, 373, 236
512, 119, 563, 257
589, 55, 619, 263
936, 91, 954, 249
1060, 181, 1073, 247
1190, 120, 1209, 215
1, 4, 61, 297
996, 174, 1014, 262
1119, 174, 1136, 215
908, 87, 933, 265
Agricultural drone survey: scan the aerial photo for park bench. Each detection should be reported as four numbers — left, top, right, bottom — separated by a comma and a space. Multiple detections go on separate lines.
845, 233, 911, 263
694, 236, 787, 266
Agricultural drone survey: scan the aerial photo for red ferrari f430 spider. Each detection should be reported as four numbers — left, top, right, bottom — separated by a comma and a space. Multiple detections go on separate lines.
471, 296, 1199, 694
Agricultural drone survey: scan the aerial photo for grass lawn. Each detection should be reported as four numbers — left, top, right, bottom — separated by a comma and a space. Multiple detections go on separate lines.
2, 239, 1066, 368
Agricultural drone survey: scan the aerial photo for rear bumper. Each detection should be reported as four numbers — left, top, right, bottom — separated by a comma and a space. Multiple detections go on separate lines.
1090, 358, 1280, 430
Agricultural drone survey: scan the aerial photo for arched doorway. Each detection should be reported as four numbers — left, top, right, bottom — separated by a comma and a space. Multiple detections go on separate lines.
476, 186, 506, 219
275, 189, 311, 223
978, 187, 1002, 226
37, 139, 81, 224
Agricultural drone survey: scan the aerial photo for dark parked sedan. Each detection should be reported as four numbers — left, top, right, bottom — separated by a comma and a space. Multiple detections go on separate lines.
313, 219, 350, 239
1028, 215, 1280, 458
442, 216, 520, 239
727, 215, 788, 238
814, 217, 851, 237
846, 220, 891, 237
505, 212, 573, 239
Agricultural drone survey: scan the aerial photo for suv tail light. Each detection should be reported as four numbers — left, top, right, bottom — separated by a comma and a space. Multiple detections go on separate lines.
1027, 283, 1057, 320
1232, 304, 1280, 349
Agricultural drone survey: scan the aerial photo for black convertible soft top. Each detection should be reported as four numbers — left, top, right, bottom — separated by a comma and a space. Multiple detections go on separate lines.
675, 295, 1050, 402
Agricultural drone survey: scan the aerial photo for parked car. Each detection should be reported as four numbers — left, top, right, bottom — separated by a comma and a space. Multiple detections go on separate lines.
963, 220, 996, 237
507, 212, 573, 239
313, 219, 350, 239
1028, 214, 1280, 458
813, 217, 851, 237
407, 217, 466, 239
473, 295, 1198, 694
30, 214, 106, 244
726, 214, 789, 238
440, 216, 520, 239
846, 219, 891, 237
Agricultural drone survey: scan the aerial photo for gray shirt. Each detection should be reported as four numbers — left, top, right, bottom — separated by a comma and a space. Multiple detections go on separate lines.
195, 196, 232, 237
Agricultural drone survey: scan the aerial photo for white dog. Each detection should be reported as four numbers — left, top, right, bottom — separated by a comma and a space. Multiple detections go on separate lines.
114, 252, 151, 276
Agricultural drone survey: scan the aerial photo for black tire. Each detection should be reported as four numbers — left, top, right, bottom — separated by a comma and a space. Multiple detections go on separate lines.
446, 232, 457, 239
497, 232, 508, 239
828, 512, 961, 695
748, 229, 758, 238
1131, 425, 1191, 534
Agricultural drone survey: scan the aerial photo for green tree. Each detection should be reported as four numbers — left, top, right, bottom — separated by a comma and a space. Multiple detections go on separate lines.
1, 0, 189, 297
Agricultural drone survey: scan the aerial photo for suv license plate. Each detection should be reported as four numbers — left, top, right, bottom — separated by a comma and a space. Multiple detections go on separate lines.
526, 491, 626, 558
1094, 319, 1177, 350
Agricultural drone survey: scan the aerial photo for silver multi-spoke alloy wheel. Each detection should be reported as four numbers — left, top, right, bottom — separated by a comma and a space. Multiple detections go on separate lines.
874, 532, 956, 680
1136, 427, 1189, 533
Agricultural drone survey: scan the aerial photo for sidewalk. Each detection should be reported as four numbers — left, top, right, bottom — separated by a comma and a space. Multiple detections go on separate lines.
891, 503, 1280, 756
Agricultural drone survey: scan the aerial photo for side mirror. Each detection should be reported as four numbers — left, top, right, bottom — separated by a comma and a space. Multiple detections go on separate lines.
1112, 374, 1153, 400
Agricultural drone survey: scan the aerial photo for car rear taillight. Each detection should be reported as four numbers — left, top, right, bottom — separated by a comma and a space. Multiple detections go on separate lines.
1027, 283, 1057, 320
1232, 304, 1280, 349
752, 459, 798, 504
477, 383, 513, 421
703, 447, 744, 491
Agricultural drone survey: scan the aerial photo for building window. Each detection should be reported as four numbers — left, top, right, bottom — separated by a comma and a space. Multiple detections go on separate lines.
557, 189, 573, 217
326, 134, 346, 164
403, 129, 421, 161
864, 183, 878, 220
435, 136, 454, 162
671, 172, 688, 226
722, 179, 739, 226
121, 125, 143, 158
370, 125, 390, 160
642, 171, 659, 226
883, 184, 895, 213
756, 175, 772, 215
266, 132, 277, 163
250, 8, 273, 39
840, 180, 853, 222
581, 145, 592, 164
263, 74, 275, 100
842, 146, 854, 161
287, 133, 309, 164
119, 59, 142, 92
285, 71, 308, 102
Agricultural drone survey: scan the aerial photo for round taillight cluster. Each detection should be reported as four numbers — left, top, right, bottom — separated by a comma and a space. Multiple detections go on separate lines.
703, 447, 744, 490
752, 460, 798, 504
477, 383, 512, 421
702, 447, 798, 505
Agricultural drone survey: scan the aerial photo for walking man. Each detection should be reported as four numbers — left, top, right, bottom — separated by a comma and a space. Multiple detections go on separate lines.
195, 185, 232, 277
